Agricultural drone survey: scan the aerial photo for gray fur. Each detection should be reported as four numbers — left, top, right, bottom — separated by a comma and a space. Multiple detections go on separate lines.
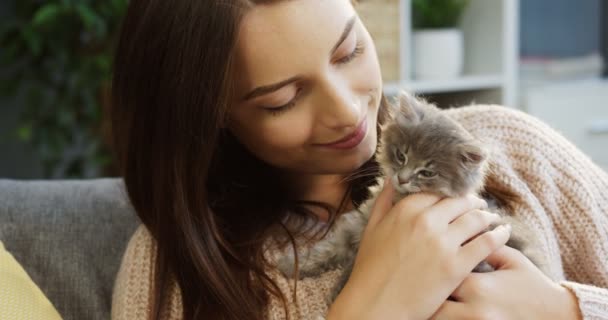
276, 91, 547, 304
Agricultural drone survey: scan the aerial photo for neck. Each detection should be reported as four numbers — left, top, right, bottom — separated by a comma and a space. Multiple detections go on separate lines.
283, 173, 354, 222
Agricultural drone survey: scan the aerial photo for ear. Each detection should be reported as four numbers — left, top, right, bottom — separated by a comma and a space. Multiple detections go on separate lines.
395, 90, 426, 126
459, 142, 487, 168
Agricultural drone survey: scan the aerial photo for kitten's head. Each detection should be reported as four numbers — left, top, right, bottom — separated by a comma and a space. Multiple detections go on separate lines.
377, 91, 488, 197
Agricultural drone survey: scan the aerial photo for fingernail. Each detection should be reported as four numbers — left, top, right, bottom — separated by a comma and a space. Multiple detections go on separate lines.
383, 178, 390, 190
498, 224, 511, 232
481, 200, 489, 209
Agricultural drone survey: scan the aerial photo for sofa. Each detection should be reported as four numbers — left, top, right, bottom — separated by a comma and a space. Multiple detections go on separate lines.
0, 178, 140, 320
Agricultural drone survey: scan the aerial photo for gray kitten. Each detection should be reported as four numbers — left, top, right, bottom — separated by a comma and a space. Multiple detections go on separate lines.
277, 91, 546, 303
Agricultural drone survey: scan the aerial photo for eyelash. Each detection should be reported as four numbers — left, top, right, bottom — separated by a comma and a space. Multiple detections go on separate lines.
266, 89, 301, 116
337, 40, 365, 64
265, 40, 366, 117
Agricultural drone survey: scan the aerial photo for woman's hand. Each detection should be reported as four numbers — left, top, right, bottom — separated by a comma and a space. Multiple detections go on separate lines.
326, 179, 512, 320
431, 246, 583, 320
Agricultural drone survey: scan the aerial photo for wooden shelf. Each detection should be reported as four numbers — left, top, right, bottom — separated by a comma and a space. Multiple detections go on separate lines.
384, 74, 504, 95
359, 0, 519, 108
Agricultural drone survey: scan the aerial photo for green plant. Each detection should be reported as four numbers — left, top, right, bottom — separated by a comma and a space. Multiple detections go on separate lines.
0, 0, 128, 178
412, 0, 470, 29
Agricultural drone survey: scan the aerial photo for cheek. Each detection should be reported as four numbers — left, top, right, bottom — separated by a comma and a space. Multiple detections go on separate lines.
427, 177, 448, 190
383, 165, 395, 178
391, 164, 402, 176
351, 65, 382, 107
418, 178, 433, 187
341, 30, 382, 99
357, 32, 382, 87
230, 111, 314, 163
259, 121, 310, 150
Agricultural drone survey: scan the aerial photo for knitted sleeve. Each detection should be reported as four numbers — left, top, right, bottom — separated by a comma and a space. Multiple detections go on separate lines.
112, 224, 338, 320
111, 105, 608, 320
445, 105, 608, 319
111, 225, 183, 320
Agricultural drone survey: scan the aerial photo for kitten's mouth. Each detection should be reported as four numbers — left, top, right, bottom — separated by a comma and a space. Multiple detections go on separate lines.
391, 174, 421, 193
395, 184, 421, 194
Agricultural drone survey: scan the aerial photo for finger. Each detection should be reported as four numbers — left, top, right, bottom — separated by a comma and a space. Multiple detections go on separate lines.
428, 194, 488, 225
484, 245, 527, 270
448, 210, 502, 245
390, 192, 443, 220
450, 273, 483, 301
459, 224, 511, 273
366, 178, 394, 230
430, 300, 469, 320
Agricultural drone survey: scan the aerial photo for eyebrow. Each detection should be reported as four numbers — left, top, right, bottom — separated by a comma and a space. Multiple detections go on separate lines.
242, 15, 357, 101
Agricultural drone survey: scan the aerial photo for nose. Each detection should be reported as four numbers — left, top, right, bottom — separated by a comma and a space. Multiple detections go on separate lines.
398, 173, 411, 185
316, 73, 359, 129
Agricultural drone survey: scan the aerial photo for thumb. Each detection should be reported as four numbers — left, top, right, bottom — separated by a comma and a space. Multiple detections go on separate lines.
484, 245, 525, 270
366, 177, 394, 230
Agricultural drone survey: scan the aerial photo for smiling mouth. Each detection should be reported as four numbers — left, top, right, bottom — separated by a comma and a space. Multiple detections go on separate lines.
315, 117, 368, 150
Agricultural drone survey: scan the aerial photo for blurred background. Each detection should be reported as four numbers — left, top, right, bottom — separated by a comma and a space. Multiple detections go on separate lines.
0, 0, 125, 179
0, 0, 606, 179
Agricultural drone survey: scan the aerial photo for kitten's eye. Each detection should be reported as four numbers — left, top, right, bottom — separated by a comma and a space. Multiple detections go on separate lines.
395, 150, 407, 164
418, 170, 437, 178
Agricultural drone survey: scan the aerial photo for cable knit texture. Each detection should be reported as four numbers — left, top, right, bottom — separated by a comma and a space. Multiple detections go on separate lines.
111, 105, 608, 320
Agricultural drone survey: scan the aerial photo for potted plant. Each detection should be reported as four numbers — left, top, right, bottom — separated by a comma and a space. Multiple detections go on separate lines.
0, 1, 128, 178
411, 0, 470, 80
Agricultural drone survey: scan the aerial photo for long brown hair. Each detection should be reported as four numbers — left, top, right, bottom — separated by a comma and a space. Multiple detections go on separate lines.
110, 1, 390, 319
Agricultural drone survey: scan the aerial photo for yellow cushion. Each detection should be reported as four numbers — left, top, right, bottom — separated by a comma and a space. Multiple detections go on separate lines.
0, 241, 63, 320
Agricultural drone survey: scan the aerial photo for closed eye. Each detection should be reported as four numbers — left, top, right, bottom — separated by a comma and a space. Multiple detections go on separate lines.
262, 38, 364, 117
263, 88, 303, 116
418, 170, 437, 178
395, 148, 407, 164
336, 40, 365, 65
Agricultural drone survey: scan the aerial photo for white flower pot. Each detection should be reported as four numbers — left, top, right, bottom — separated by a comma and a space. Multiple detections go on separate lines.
413, 28, 464, 80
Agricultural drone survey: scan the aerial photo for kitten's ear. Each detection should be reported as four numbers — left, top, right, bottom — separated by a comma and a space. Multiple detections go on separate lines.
459, 142, 487, 168
385, 99, 400, 121
396, 90, 424, 126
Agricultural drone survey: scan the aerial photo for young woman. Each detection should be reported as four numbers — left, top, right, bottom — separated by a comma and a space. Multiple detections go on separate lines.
110, 0, 608, 319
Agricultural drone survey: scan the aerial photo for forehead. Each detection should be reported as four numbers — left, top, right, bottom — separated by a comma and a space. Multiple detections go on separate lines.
234, 0, 356, 92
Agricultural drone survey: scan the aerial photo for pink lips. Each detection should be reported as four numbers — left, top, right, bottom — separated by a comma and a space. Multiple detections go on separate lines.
317, 118, 368, 150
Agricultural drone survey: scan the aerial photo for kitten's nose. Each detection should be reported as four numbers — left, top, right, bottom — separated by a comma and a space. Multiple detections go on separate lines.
398, 176, 410, 185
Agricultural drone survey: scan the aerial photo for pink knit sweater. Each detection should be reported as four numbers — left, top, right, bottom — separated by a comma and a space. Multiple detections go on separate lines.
111, 105, 608, 319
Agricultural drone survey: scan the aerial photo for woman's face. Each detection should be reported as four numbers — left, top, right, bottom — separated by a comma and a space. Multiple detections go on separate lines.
228, 0, 383, 176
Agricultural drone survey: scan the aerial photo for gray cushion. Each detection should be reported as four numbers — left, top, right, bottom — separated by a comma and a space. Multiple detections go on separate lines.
0, 178, 140, 320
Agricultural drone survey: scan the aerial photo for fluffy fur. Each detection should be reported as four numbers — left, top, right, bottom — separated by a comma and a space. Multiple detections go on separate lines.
277, 91, 546, 303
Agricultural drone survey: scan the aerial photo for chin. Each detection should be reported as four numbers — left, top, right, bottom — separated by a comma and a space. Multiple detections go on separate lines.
316, 145, 376, 175
360, 129, 378, 160
344, 139, 377, 173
